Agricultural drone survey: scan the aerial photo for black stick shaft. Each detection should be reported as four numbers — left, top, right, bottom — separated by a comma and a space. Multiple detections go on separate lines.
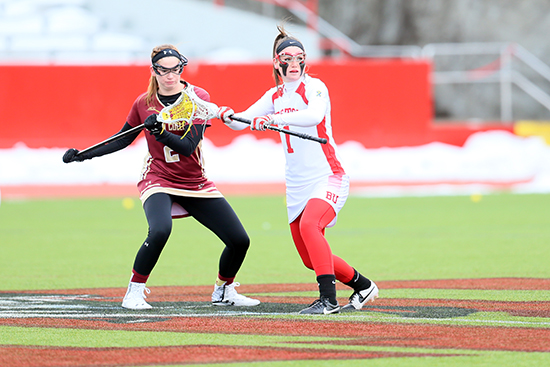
229, 116, 327, 144
76, 124, 145, 156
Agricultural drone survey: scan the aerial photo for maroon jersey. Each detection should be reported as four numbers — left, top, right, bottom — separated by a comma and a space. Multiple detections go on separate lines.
126, 83, 222, 203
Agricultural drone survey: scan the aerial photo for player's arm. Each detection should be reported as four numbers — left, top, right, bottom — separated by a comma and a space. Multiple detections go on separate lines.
144, 114, 203, 157
89, 123, 140, 156
273, 80, 329, 127
219, 90, 275, 130
63, 122, 140, 163
272, 97, 327, 127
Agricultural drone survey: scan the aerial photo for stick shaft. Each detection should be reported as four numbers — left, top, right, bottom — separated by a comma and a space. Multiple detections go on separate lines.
76, 124, 144, 156
229, 116, 327, 144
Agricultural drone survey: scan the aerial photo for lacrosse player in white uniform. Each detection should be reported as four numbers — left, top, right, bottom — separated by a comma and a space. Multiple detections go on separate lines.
217, 25, 379, 315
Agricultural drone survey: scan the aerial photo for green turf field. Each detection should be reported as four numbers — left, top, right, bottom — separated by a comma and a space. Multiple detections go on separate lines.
2, 193, 549, 290
1, 193, 549, 366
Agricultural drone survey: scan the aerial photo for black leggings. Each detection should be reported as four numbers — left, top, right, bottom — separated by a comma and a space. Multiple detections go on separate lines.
133, 193, 250, 279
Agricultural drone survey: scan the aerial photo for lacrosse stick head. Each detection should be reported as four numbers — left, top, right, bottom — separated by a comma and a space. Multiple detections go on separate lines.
183, 85, 219, 121
158, 85, 219, 124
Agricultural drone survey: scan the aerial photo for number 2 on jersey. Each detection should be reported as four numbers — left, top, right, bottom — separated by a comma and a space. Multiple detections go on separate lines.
164, 146, 180, 163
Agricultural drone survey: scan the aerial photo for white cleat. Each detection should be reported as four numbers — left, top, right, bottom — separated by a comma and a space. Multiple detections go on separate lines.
122, 282, 152, 310
341, 281, 379, 311
212, 282, 260, 306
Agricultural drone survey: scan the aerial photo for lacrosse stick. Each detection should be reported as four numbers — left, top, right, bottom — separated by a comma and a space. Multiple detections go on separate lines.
229, 116, 327, 144
76, 85, 218, 157
158, 84, 218, 123
157, 86, 327, 144
76, 124, 145, 156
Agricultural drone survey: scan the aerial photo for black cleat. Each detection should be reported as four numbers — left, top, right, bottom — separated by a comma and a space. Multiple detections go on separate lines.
298, 297, 341, 315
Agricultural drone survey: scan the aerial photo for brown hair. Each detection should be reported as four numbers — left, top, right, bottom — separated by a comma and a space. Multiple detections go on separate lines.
272, 24, 305, 87
144, 44, 183, 106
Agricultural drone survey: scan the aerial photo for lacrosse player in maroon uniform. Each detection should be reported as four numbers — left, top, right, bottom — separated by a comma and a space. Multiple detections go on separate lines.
63, 44, 259, 309
218, 26, 378, 315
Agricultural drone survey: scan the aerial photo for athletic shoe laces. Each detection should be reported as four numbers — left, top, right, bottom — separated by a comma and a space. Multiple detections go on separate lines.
131, 283, 150, 299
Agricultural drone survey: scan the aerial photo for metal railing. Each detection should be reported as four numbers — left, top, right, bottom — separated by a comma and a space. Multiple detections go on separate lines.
421, 42, 550, 121
223, 1, 550, 121
239, 0, 423, 58
273, 0, 422, 58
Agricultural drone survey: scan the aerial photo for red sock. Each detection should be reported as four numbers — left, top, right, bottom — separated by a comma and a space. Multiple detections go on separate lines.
218, 274, 235, 285
131, 269, 149, 283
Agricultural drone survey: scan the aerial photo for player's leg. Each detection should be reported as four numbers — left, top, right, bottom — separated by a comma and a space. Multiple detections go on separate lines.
294, 198, 340, 314
122, 193, 173, 309
291, 211, 357, 283
296, 198, 378, 313
289, 213, 314, 271
313, 194, 379, 310
311, 175, 379, 312
298, 199, 335, 277
178, 196, 259, 306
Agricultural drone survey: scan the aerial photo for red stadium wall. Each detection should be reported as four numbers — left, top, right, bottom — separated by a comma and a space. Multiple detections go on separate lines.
0, 60, 512, 150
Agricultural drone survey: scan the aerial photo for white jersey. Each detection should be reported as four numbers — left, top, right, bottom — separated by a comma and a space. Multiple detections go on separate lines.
229, 74, 348, 225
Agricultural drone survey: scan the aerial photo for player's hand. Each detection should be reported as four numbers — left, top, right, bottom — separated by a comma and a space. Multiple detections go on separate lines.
251, 115, 273, 131
144, 114, 163, 135
62, 148, 86, 163
217, 106, 234, 124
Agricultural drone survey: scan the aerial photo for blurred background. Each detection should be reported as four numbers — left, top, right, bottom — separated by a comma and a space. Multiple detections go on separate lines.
2, 0, 550, 198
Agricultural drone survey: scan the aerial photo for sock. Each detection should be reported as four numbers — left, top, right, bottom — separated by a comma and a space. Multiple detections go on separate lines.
131, 269, 149, 284
344, 269, 371, 292
216, 274, 235, 286
317, 274, 337, 305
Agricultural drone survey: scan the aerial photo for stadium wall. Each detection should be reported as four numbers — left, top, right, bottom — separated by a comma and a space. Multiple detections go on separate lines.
0, 60, 512, 150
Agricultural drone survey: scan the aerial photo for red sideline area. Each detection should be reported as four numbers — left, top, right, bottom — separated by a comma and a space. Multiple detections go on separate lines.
0, 177, 533, 200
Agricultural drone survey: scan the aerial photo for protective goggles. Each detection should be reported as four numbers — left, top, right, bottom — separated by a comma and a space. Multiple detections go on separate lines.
152, 60, 186, 76
276, 52, 306, 65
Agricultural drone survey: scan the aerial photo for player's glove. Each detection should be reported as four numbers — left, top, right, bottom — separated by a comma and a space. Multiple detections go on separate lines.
62, 148, 88, 163
217, 106, 234, 124
144, 114, 164, 135
251, 115, 274, 131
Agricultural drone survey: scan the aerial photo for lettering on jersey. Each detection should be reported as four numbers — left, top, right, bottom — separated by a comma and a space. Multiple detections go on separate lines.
166, 121, 190, 131
326, 191, 339, 204
279, 107, 298, 114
